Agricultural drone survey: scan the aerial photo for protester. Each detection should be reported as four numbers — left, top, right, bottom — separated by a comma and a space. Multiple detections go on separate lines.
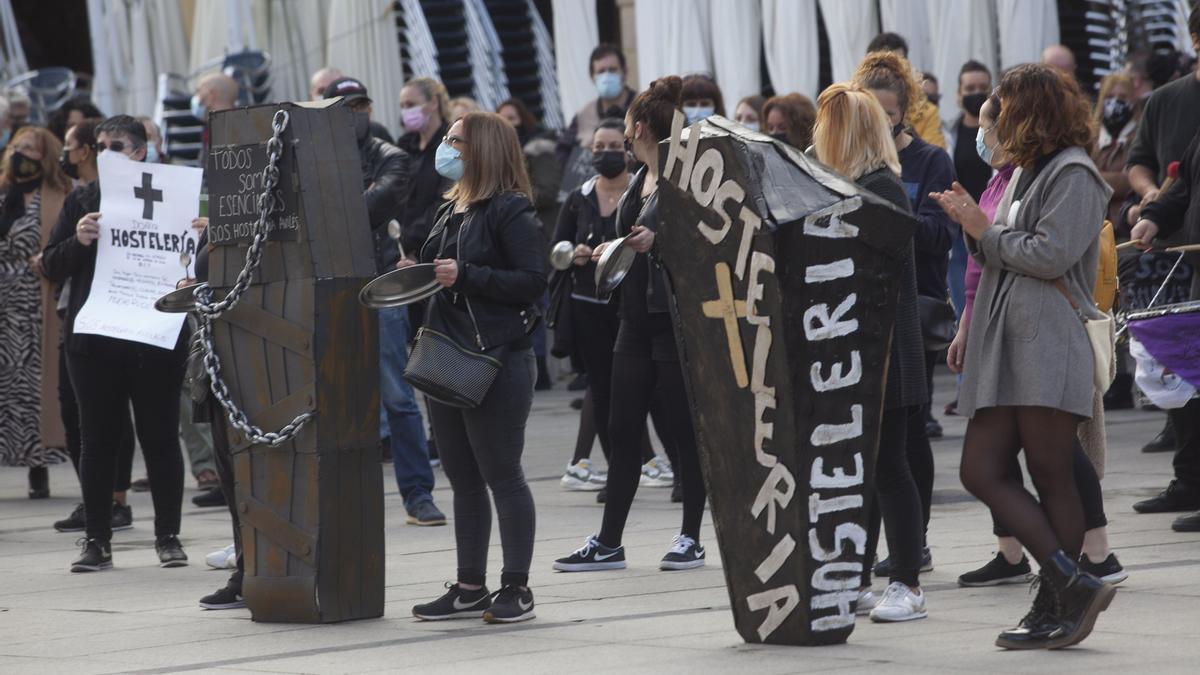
41, 115, 189, 573
407, 112, 545, 624
732, 95, 765, 131
0, 126, 72, 498
680, 74, 724, 124
449, 97, 481, 123
397, 77, 453, 258
865, 32, 946, 148
310, 67, 393, 142
921, 72, 940, 108
814, 82, 928, 623
854, 50, 949, 573
47, 97, 104, 142
553, 76, 708, 574
137, 117, 166, 164
932, 63, 1116, 650
762, 93, 816, 149
1042, 44, 1078, 76
555, 44, 637, 170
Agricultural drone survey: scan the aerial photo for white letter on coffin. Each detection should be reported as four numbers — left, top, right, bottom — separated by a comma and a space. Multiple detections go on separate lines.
807, 522, 867, 561
752, 327, 777, 468
754, 534, 797, 583
751, 462, 796, 534
746, 252, 774, 327
664, 111, 699, 192
808, 494, 864, 524
698, 177, 744, 245
810, 591, 857, 632
746, 585, 800, 641
805, 258, 854, 284
690, 148, 724, 208
804, 294, 858, 341
811, 453, 865, 489
803, 198, 862, 239
735, 206, 762, 280
812, 562, 863, 592
811, 404, 862, 446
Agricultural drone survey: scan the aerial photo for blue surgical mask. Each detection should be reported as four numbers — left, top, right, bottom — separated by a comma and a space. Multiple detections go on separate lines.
684, 105, 715, 125
741, 121, 760, 133
435, 142, 464, 181
975, 126, 993, 165
190, 94, 207, 120
145, 144, 160, 163
595, 72, 622, 100
0, 128, 9, 149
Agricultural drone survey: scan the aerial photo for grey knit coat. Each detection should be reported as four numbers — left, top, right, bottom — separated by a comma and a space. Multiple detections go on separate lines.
960, 147, 1112, 419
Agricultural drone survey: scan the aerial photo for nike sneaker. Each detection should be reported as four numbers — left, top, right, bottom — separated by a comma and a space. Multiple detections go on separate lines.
553, 534, 626, 572
659, 534, 705, 570
412, 582, 492, 620
483, 586, 536, 623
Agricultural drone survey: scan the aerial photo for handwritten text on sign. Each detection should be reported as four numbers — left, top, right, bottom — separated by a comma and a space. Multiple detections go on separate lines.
207, 142, 299, 245
74, 153, 203, 349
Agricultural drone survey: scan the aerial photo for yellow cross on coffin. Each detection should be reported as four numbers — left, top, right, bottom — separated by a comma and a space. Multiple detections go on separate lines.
702, 261, 749, 389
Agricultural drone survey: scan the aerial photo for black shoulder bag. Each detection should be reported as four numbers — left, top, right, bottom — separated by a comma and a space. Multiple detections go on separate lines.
403, 213, 509, 408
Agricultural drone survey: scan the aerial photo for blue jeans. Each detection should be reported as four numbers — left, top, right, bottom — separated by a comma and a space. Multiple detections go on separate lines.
379, 306, 434, 510
947, 234, 968, 319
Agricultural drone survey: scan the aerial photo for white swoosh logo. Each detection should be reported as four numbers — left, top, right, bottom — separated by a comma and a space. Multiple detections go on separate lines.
518, 598, 533, 611
595, 551, 620, 561
453, 597, 480, 611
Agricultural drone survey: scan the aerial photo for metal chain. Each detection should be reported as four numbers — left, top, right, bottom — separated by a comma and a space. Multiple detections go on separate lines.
193, 109, 314, 447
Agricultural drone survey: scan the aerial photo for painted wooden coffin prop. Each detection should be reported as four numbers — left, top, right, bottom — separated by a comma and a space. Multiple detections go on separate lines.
655, 113, 918, 645
206, 99, 383, 623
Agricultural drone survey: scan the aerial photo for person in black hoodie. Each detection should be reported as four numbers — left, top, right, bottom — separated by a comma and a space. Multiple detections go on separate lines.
41, 115, 188, 573
408, 112, 546, 624
552, 76, 709, 575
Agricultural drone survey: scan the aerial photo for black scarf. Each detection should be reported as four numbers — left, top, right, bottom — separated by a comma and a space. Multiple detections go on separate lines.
0, 178, 40, 238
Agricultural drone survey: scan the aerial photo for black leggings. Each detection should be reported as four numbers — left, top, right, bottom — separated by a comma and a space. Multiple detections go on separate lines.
991, 438, 1107, 537
863, 406, 925, 588
210, 409, 244, 590
570, 389, 656, 465
67, 337, 186, 542
428, 348, 537, 589
60, 345, 136, 491
599, 348, 705, 547
960, 406, 1084, 563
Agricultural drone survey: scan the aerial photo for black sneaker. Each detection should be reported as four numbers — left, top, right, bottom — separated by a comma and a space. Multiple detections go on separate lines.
553, 535, 626, 572
111, 502, 133, 531
199, 584, 246, 610
70, 538, 112, 572
874, 547, 933, 576
1133, 479, 1200, 513
1173, 510, 1200, 532
406, 500, 447, 526
595, 487, 607, 504
1080, 553, 1127, 584
192, 488, 227, 508
958, 552, 1033, 587
1141, 420, 1176, 453
130, 477, 151, 492
155, 535, 189, 568
412, 582, 492, 620
54, 504, 86, 533
925, 420, 943, 439
660, 534, 705, 570
483, 586, 535, 623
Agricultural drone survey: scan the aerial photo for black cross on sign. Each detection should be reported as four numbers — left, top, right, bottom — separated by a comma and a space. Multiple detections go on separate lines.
133, 172, 163, 220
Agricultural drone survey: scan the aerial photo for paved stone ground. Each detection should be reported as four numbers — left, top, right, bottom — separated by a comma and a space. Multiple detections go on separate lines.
1, 370, 1198, 674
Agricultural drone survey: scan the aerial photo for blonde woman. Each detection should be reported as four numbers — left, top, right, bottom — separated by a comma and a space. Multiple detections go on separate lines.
813, 82, 928, 622
407, 112, 546, 624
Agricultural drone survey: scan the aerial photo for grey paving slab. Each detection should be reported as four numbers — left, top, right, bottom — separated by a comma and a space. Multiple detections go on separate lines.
0, 370, 1198, 674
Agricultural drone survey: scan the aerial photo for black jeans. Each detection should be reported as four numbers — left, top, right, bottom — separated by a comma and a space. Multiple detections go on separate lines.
570, 299, 620, 460
60, 345, 135, 490
428, 348, 537, 588
210, 409, 243, 591
67, 337, 186, 542
991, 438, 1107, 537
1171, 399, 1200, 489
863, 405, 925, 588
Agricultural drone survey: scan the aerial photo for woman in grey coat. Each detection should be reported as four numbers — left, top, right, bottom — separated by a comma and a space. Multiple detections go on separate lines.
931, 64, 1116, 651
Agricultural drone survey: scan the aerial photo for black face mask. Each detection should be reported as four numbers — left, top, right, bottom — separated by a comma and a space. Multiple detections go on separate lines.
926, 93, 941, 107
1102, 98, 1133, 136
770, 132, 789, 144
59, 149, 79, 179
591, 150, 627, 179
10, 151, 42, 183
962, 92, 987, 118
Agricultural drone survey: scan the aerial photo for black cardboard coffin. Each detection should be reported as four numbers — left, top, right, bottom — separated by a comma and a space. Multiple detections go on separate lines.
207, 99, 382, 623
655, 114, 918, 645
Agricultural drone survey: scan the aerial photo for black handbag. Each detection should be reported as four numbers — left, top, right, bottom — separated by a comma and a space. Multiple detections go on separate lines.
403, 213, 508, 408
918, 295, 957, 352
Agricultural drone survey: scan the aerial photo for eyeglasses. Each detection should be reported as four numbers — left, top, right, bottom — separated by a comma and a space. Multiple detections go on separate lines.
443, 135, 466, 146
96, 140, 126, 153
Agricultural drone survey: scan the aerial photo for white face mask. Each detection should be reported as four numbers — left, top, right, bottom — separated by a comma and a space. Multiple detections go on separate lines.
740, 120, 760, 132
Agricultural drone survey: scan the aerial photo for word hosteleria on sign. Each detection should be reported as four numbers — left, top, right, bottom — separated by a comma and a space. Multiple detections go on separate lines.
655, 112, 916, 646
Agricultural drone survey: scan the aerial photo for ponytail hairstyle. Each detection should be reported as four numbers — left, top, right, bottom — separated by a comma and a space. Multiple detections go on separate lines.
626, 75, 683, 142
852, 50, 926, 124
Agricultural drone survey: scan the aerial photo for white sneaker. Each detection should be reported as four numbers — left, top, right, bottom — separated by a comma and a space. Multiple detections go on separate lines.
205, 543, 236, 570
639, 455, 674, 487
869, 581, 927, 623
560, 459, 605, 491
855, 588, 877, 616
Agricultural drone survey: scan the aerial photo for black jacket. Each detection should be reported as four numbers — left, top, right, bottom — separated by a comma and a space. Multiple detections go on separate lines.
616, 166, 669, 319
419, 192, 548, 349
1142, 128, 1200, 299
359, 134, 413, 272
553, 175, 620, 300
397, 123, 452, 255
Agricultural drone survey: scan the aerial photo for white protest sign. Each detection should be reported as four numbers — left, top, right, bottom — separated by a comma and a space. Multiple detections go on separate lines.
73, 153, 204, 349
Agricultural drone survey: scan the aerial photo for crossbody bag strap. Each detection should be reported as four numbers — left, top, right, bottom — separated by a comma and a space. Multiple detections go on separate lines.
1051, 277, 1087, 322
450, 208, 487, 350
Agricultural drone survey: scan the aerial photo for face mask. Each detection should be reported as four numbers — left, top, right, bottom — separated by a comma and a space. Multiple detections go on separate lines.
144, 145, 160, 163
962, 92, 987, 118
1102, 98, 1133, 135
401, 105, 428, 132
595, 72, 623, 100
59, 149, 79, 179
435, 142, 464, 181
683, 105, 715, 125
975, 126, 994, 165
892, 122, 905, 139
0, 128, 10, 149
98, 148, 129, 164
10, 151, 42, 182
926, 93, 941, 107
591, 150, 627, 179
190, 94, 207, 120
770, 132, 789, 144
740, 121, 760, 132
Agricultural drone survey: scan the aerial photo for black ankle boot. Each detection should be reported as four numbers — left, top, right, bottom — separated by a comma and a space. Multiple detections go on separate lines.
28, 466, 50, 499
995, 573, 1060, 650
1040, 550, 1116, 649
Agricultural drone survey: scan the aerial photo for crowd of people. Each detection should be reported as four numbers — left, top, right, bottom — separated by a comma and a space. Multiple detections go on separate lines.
1, 3, 1199, 649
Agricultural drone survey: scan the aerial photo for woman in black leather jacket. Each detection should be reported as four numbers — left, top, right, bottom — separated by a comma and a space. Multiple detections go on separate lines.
553, 76, 709, 574
408, 112, 546, 625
